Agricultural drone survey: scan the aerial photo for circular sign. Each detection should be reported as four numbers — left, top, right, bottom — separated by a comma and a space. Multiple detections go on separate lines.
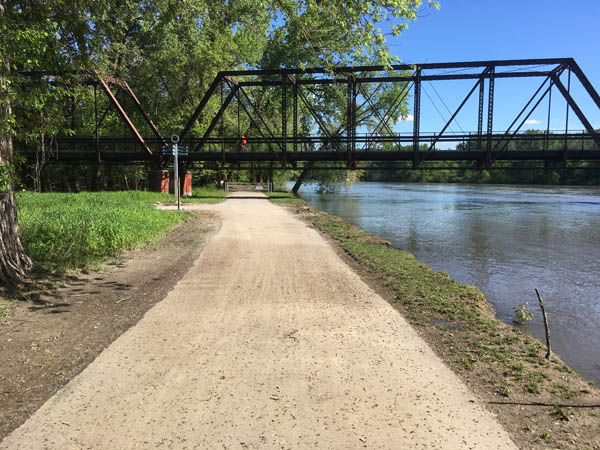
171, 135, 180, 144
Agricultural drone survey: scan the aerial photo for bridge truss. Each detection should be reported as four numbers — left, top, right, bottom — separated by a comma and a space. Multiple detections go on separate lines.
17, 58, 600, 172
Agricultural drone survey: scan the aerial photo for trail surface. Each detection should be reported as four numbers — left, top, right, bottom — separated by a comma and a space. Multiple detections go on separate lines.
1, 192, 517, 449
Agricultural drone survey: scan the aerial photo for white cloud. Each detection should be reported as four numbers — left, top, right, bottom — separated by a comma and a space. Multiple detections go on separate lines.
400, 114, 414, 122
524, 119, 541, 125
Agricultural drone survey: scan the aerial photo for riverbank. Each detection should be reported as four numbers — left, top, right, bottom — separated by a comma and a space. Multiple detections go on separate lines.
295, 182, 600, 385
2, 192, 518, 449
269, 191, 600, 450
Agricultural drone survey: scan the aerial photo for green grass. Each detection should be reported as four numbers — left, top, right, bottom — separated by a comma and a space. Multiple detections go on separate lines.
313, 213, 489, 331
181, 186, 227, 204
266, 191, 305, 203
17, 191, 186, 273
0, 300, 9, 317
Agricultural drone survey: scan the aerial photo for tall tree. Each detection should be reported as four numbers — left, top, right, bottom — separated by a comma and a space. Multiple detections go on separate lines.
0, 0, 32, 285
1, 0, 438, 285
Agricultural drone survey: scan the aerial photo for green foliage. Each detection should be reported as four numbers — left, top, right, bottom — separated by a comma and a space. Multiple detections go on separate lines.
551, 406, 571, 421
539, 430, 552, 443
266, 191, 304, 203
513, 302, 533, 325
0, 300, 9, 317
17, 191, 184, 272
525, 370, 549, 394
361, 134, 600, 186
181, 186, 227, 204
2, 1, 436, 191
552, 383, 576, 400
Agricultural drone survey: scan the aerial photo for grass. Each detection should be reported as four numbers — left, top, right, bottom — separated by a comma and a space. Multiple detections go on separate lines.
181, 186, 227, 204
265, 191, 305, 203
0, 300, 9, 317
17, 191, 186, 273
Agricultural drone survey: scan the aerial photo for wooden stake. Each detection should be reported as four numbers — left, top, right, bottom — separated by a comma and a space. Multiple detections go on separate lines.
535, 288, 551, 360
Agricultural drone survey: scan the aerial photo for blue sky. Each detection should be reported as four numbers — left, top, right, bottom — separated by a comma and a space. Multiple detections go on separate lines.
383, 0, 600, 138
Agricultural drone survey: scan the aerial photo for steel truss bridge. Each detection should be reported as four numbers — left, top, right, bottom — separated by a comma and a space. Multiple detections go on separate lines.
17, 58, 600, 172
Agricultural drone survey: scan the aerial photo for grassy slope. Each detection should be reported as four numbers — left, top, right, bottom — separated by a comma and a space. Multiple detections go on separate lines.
270, 192, 599, 450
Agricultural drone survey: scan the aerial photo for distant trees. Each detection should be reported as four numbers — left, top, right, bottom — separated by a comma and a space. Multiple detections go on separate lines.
361, 131, 600, 185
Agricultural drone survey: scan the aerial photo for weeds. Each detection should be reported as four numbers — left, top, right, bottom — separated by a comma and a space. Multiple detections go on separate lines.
267, 192, 306, 203
553, 383, 576, 400
182, 186, 226, 203
0, 301, 10, 317
525, 371, 549, 394
17, 191, 185, 273
539, 430, 552, 442
512, 302, 533, 325
559, 364, 576, 374
499, 384, 512, 398
551, 406, 571, 421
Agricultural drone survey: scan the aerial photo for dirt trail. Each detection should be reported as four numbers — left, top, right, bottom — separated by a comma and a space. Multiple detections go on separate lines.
0, 192, 517, 449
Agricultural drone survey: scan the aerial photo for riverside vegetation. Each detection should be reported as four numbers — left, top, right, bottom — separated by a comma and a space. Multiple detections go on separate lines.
269, 191, 600, 450
13, 187, 225, 275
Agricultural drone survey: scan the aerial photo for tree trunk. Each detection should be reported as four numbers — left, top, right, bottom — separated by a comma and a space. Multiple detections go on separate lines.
0, 2, 32, 286
0, 186, 32, 286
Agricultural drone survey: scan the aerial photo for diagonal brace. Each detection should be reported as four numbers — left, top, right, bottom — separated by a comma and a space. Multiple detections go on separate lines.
551, 73, 600, 149
428, 68, 490, 151
96, 76, 152, 156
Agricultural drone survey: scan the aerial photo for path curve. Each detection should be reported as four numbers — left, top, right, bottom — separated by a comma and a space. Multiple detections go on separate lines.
1, 192, 517, 449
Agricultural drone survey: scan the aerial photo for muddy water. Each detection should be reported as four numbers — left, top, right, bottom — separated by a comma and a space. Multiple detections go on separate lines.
297, 182, 600, 383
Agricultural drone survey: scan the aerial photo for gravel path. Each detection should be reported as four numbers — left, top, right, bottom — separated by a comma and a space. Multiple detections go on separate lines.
1, 192, 517, 449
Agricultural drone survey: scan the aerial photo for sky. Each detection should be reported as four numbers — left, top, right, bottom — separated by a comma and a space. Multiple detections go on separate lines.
381, 0, 600, 138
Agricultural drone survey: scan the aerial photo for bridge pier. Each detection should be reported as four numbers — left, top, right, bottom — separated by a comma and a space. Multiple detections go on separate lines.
149, 169, 192, 197
149, 169, 170, 193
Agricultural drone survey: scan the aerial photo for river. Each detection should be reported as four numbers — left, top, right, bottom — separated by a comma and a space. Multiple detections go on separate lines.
294, 182, 600, 384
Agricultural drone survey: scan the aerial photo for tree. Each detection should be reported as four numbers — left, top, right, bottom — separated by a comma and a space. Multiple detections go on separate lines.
1, 0, 439, 284
0, 1, 32, 286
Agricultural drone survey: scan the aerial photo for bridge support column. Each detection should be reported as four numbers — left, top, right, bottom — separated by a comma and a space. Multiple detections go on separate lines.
182, 171, 192, 197
149, 169, 170, 193
169, 170, 192, 197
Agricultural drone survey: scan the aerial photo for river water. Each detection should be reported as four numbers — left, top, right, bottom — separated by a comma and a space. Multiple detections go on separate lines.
295, 182, 600, 384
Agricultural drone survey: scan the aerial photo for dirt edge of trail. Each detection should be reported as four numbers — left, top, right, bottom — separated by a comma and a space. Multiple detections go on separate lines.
281, 202, 600, 450
0, 211, 220, 440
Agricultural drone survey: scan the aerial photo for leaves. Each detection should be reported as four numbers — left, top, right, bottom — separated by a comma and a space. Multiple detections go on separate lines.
1, 0, 438, 161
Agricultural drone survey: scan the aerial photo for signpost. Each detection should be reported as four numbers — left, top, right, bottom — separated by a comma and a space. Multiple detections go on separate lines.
171, 135, 180, 210
162, 136, 189, 210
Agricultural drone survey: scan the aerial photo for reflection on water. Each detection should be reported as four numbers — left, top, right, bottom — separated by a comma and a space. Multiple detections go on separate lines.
297, 182, 600, 384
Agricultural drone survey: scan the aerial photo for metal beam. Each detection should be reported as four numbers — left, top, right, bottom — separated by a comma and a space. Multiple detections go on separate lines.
123, 82, 164, 144
192, 87, 237, 153
551, 74, 600, 149
218, 58, 571, 77
428, 69, 488, 151
23, 150, 600, 164
180, 74, 223, 142
282, 74, 287, 167
413, 69, 421, 168
96, 77, 152, 155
